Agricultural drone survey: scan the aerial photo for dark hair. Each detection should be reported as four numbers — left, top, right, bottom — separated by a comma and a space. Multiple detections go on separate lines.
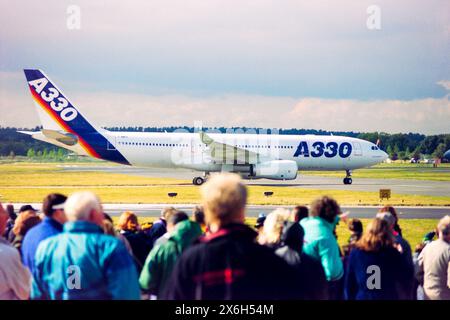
192, 206, 205, 225
42, 193, 67, 217
348, 218, 363, 234
310, 196, 341, 223
292, 206, 308, 222
6, 205, 16, 220
103, 213, 113, 223
168, 211, 189, 226
379, 206, 402, 236
281, 221, 305, 253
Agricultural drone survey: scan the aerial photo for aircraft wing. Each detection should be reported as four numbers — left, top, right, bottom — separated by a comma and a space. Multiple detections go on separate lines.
199, 131, 271, 164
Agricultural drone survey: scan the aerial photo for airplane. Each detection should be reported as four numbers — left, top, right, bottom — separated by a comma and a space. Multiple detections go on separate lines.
21, 69, 388, 186
444, 149, 450, 161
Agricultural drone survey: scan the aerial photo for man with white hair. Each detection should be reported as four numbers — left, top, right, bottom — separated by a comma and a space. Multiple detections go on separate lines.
163, 173, 303, 300
417, 215, 450, 300
31, 191, 140, 300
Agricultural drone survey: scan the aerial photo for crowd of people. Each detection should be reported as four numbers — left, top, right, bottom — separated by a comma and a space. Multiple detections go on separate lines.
0, 172, 449, 300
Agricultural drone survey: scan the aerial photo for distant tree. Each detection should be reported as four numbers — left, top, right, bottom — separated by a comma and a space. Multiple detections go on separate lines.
48, 149, 56, 160
432, 143, 447, 159
26, 148, 36, 158
56, 148, 65, 161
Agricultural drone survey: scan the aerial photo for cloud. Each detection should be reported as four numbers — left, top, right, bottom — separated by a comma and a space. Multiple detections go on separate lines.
0, 0, 449, 99
437, 80, 450, 91
1, 72, 449, 134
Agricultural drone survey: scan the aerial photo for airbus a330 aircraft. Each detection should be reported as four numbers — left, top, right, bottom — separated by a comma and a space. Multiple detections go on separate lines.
21, 69, 388, 185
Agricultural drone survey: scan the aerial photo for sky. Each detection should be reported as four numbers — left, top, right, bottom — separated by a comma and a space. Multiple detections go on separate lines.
0, 0, 449, 134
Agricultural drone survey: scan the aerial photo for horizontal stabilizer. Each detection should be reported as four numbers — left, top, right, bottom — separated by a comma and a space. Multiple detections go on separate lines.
42, 129, 78, 146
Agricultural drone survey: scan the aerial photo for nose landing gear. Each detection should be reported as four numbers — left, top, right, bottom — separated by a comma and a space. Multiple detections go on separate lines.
343, 170, 353, 185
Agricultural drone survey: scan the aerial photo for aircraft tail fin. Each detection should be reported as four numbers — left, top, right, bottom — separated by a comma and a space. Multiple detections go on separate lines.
23, 69, 129, 165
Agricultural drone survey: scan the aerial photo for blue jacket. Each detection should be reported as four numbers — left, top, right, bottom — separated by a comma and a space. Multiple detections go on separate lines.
21, 217, 63, 274
301, 216, 344, 281
31, 221, 140, 300
344, 247, 414, 300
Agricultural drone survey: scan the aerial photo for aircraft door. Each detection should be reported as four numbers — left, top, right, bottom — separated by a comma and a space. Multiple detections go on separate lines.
352, 142, 362, 156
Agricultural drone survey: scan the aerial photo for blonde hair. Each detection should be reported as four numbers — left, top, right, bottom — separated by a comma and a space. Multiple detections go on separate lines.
117, 211, 139, 231
200, 173, 247, 226
356, 218, 394, 252
262, 208, 291, 245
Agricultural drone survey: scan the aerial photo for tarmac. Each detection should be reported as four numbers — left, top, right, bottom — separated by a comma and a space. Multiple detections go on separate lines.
61, 165, 450, 197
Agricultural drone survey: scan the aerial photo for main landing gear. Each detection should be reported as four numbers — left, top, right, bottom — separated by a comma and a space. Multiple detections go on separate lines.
343, 170, 353, 185
192, 173, 209, 186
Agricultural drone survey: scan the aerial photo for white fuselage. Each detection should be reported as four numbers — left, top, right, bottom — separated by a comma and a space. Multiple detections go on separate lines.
104, 131, 388, 172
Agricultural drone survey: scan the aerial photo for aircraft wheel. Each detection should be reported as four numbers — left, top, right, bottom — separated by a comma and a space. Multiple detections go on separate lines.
343, 177, 353, 185
193, 177, 205, 186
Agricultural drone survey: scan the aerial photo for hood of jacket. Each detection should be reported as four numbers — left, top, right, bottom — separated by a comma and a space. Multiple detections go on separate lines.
169, 220, 202, 252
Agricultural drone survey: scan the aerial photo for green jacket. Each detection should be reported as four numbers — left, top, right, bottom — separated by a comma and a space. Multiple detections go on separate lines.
139, 220, 202, 296
300, 216, 344, 281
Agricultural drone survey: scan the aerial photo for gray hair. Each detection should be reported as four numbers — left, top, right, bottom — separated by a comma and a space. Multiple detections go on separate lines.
437, 215, 450, 236
64, 191, 102, 222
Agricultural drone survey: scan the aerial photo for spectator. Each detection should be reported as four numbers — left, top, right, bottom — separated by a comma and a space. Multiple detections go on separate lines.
11, 211, 41, 254
31, 191, 140, 300
260, 208, 290, 249
117, 211, 153, 271
263, 210, 328, 299
379, 206, 402, 237
163, 173, 303, 300
0, 202, 31, 300
21, 193, 67, 274
342, 219, 363, 258
140, 211, 201, 297
376, 211, 413, 269
192, 205, 207, 233
301, 196, 345, 299
154, 211, 190, 246
2, 204, 16, 239
345, 218, 414, 300
7, 204, 37, 242
146, 207, 177, 245
416, 215, 450, 300
291, 205, 308, 223
413, 243, 427, 300
102, 214, 133, 255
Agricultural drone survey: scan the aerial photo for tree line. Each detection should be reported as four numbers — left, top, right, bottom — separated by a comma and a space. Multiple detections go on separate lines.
1, 126, 449, 160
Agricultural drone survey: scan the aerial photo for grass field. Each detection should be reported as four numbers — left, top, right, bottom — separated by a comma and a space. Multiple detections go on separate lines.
111, 216, 438, 250
302, 163, 450, 181
1, 162, 450, 206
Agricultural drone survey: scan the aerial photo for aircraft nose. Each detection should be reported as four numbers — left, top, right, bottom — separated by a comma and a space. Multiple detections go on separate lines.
381, 151, 389, 161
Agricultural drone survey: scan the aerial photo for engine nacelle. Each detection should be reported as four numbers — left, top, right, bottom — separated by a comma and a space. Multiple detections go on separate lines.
251, 160, 298, 180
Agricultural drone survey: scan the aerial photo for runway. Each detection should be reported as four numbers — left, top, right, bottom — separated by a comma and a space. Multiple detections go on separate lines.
11, 203, 450, 219
61, 165, 450, 197
101, 204, 450, 219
